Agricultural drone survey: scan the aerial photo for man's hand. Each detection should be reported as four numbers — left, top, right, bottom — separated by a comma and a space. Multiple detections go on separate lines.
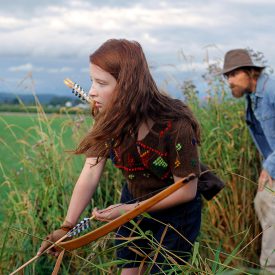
258, 169, 273, 191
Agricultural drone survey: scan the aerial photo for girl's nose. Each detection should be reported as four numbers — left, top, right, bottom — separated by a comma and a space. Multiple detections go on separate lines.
88, 85, 97, 98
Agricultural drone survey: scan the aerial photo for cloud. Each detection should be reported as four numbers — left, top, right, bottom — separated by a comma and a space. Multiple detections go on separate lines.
47, 67, 73, 73
1, 0, 275, 95
1, 0, 273, 63
8, 63, 44, 72
0, 2, 273, 59
226, 0, 275, 4
8, 63, 73, 74
0, 1, 236, 59
153, 59, 218, 74
0, 16, 27, 30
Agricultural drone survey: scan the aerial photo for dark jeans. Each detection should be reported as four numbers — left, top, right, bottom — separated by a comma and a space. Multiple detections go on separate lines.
115, 183, 202, 274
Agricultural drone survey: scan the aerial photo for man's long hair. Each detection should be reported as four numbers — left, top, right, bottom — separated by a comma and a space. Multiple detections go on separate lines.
242, 66, 264, 80
74, 39, 201, 158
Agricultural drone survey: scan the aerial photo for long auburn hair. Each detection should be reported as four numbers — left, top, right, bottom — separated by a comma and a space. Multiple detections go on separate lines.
74, 39, 201, 157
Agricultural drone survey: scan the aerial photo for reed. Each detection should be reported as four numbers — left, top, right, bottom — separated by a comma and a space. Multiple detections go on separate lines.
0, 78, 264, 274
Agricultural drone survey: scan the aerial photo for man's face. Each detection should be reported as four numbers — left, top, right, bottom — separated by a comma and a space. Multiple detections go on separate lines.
224, 69, 253, 98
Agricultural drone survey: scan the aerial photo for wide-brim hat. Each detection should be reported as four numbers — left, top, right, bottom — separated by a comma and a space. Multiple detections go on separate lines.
221, 49, 265, 75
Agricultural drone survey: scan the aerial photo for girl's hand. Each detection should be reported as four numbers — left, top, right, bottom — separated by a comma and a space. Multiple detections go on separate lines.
37, 228, 70, 257
92, 203, 137, 222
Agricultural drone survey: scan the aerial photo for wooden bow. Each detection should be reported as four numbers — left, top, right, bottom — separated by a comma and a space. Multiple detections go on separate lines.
58, 173, 196, 251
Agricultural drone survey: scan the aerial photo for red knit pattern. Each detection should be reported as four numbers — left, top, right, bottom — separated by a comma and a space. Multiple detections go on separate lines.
159, 121, 172, 137
115, 165, 145, 172
136, 141, 167, 157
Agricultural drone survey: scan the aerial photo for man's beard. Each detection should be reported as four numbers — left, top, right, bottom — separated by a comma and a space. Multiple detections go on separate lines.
230, 84, 252, 98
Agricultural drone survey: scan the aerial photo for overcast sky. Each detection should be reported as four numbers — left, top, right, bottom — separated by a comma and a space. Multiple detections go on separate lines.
1, 0, 275, 98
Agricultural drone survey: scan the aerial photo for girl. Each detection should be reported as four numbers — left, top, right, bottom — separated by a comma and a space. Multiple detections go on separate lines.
38, 39, 202, 274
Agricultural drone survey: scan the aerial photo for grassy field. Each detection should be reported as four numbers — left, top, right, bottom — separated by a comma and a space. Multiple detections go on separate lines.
0, 111, 89, 191
0, 93, 267, 274
0, 112, 85, 178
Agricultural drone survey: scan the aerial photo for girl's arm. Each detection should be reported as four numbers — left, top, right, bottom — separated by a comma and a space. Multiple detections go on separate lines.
146, 175, 198, 212
63, 157, 106, 226
92, 175, 198, 221
37, 157, 106, 255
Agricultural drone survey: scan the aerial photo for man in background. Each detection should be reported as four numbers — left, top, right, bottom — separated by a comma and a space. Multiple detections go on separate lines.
221, 49, 275, 273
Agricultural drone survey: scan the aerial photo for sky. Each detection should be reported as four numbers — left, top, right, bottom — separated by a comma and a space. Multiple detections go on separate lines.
1, 0, 275, 99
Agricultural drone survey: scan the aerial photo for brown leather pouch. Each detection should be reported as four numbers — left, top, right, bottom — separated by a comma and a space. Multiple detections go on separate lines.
198, 163, 225, 200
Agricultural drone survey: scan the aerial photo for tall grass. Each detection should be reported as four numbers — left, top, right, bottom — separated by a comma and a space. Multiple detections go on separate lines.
184, 69, 262, 271
0, 80, 267, 274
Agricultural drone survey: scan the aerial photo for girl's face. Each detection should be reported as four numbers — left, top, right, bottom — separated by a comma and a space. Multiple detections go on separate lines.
89, 63, 117, 112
